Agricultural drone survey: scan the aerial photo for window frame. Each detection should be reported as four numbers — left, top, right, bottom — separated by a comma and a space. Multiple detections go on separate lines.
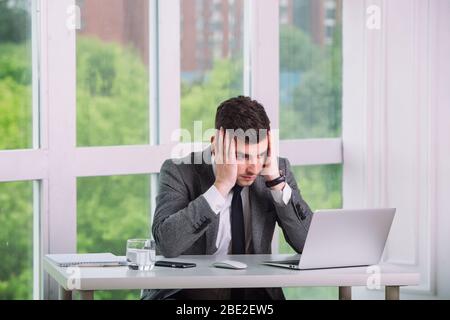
0, 0, 343, 299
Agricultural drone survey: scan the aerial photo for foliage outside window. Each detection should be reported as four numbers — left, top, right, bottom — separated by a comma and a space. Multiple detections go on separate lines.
0, 0, 342, 300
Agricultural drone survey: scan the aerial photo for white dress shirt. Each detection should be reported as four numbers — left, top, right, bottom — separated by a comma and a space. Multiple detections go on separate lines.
203, 155, 292, 256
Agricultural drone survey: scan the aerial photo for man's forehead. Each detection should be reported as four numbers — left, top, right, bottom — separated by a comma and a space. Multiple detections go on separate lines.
236, 138, 268, 155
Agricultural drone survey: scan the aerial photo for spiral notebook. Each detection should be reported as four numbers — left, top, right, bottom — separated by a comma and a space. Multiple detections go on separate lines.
46, 253, 127, 267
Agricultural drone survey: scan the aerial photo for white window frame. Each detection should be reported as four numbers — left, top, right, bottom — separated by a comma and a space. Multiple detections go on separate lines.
343, 0, 450, 299
0, 0, 343, 300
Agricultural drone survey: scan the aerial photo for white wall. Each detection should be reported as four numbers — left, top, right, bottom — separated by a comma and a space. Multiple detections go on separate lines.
343, 0, 450, 299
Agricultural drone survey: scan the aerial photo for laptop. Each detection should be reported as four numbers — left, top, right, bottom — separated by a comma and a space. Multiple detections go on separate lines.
263, 208, 396, 270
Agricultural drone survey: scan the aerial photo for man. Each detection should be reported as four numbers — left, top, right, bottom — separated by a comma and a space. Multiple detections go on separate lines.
142, 96, 313, 300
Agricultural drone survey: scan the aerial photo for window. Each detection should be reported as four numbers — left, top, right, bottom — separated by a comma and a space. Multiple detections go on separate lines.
279, 0, 342, 139
277, 1, 343, 299
0, 1, 344, 300
0, 181, 34, 299
0, 0, 33, 150
76, 0, 150, 147
180, 0, 244, 141
77, 174, 152, 300
0, 0, 35, 300
279, 164, 342, 300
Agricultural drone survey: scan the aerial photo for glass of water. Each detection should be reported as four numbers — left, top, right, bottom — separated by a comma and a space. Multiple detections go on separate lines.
126, 239, 156, 271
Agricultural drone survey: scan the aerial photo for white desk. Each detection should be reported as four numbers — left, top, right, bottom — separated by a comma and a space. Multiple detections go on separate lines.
44, 254, 420, 300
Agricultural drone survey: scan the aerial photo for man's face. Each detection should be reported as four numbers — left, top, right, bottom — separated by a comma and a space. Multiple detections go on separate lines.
235, 137, 268, 187
211, 134, 269, 187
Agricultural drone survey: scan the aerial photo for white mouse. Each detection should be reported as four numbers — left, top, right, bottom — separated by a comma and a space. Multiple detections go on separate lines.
212, 260, 247, 270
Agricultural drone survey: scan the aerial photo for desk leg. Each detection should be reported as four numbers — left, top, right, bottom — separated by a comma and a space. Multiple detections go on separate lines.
58, 286, 72, 300
339, 286, 352, 300
385, 286, 400, 300
79, 290, 95, 300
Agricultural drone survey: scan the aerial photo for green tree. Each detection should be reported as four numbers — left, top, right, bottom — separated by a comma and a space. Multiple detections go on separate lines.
280, 55, 342, 139
0, 42, 32, 149
279, 24, 342, 139
0, 34, 151, 299
0, 1, 33, 300
277, 23, 343, 299
280, 24, 321, 72
77, 175, 150, 300
76, 36, 151, 300
0, 0, 30, 43
1, 12, 342, 302
0, 182, 33, 300
77, 37, 149, 146
181, 58, 243, 141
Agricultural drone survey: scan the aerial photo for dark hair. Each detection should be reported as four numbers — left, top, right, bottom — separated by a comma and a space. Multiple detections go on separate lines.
215, 96, 270, 143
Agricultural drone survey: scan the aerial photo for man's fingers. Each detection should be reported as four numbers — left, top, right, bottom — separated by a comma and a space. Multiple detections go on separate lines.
229, 135, 236, 164
226, 129, 237, 164
261, 130, 275, 176
224, 129, 230, 164
216, 127, 224, 164
215, 128, 238, 166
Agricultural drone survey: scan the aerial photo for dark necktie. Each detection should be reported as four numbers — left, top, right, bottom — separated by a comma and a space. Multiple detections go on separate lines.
230, 184, 246, 300
231, 185, 245, 254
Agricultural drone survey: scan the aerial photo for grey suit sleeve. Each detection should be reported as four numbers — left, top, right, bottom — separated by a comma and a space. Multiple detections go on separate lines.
274, 158, 313, 253
152, 160, 218, 258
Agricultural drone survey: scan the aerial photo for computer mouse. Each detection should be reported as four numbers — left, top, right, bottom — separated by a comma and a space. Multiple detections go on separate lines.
212, 260, 247, 270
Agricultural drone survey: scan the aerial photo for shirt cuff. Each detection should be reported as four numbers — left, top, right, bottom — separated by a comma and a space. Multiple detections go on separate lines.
203, 185, 227, 214
270, 183, 292, 206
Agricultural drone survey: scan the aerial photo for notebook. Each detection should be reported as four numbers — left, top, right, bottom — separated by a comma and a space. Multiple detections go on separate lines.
46, 253, 127, 267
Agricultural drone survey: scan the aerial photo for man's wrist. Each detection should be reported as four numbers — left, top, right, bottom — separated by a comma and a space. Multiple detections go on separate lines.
265, 171, 286, 188
270, 181, 286, 191
214, 181, 233, 197
265, 174, 280, 182
264, 168, 284, 182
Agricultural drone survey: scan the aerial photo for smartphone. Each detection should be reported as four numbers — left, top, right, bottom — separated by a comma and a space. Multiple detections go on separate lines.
155, 260, 196, 268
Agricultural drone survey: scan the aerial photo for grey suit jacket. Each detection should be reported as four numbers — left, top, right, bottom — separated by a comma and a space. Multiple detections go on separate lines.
142, 147, 313, 300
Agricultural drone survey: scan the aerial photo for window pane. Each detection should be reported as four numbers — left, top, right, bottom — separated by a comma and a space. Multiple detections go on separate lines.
76, 0, 150, 147
77, 174, 152, 300
279, 0, 342, 139
0, 181, 33, 299
181, 0, 244, 141
279, 164, 342, 299
0, 0, 32, 150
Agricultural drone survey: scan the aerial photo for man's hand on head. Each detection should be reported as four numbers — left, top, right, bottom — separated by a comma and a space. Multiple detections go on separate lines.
262, 130, 286, 191
213, 128, 238, 197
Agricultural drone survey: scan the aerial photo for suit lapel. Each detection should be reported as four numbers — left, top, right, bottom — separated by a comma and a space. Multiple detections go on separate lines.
249, 177, 269, 254
194, 147, 220, 255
